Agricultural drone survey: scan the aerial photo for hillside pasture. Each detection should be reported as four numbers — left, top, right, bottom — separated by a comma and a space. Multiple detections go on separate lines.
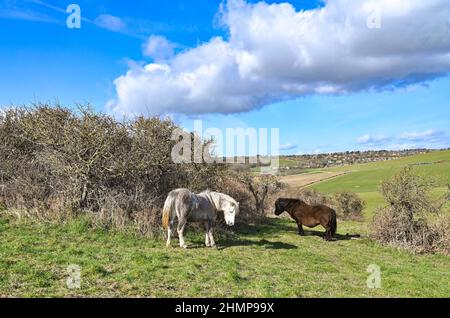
1, 216, 450, 297
283, 150, 450, 217
1, 150, 449, 297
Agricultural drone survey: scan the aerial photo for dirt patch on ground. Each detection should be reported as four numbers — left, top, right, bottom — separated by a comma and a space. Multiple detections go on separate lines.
280, 171, 349, 189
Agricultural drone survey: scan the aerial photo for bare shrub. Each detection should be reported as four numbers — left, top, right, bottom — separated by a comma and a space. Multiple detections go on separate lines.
298, 188, 330, 206
380, 166, 437, 217
237, 173, 284, 216
277, 187, 329, 206
371, 167, 449, 254
0, 104, 252, 234
332, 191, 365, 220
430, 213, 450, 255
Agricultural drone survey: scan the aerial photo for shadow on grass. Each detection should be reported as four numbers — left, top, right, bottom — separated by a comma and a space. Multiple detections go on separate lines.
183, 218, 361, 249
185, 239, 297, 250
232, 218, 295, 236
301, 230, 362, 241
185, 219, 298, 250
219, 238, 297, 250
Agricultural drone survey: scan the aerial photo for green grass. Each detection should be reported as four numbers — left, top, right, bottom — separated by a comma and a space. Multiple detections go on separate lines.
312, 150, 450, 194
1, 216, 450, 297
1, 150, 449, 297
310, 150, 450, 216
279, 158, 300, 168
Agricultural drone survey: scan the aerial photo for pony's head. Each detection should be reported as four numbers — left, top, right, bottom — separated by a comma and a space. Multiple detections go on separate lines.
205, 191, 240, 226
274, 198, 287, 216
223, 201, 239, 226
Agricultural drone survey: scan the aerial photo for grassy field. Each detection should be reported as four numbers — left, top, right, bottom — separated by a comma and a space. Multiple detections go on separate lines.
1, 150, 449, 297
311, 150, 450, 193
296, 150, 450, 217
1, 216, 450, 297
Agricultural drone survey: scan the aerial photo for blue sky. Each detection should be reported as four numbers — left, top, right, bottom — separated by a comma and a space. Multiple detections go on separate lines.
1, 0, 449, 154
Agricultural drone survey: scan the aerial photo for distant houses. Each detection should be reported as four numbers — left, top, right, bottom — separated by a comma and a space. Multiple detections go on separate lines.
280, 149, 431, 170
227, 149, 435, 174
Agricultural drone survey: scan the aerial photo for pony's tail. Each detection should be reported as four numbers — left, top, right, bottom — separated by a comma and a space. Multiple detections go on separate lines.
162, 194, 174, 229
329, 209, 337, 237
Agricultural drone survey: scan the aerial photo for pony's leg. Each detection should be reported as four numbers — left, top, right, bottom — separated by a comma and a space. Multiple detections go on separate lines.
208, 222, 216, 248
166, 227, 172, 247
166, 221, 174, 247
177, 220, 188, 249
325, 228, 333, 241
204, 222, 211, 247
297, 222, 305, 236
323, 225, 332, 241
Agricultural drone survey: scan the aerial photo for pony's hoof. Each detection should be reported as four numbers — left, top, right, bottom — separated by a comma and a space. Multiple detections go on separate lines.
181, 244, 188, 249
210, 245, 217, 249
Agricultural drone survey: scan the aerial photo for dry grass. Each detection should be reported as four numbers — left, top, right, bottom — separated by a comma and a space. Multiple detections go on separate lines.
280, 171, 348, 188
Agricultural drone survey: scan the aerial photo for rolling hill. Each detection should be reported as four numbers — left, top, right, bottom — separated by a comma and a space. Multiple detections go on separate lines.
281, 149, 450, 217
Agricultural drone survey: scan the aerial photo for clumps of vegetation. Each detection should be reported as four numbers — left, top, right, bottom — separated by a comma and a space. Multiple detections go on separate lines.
430, 213, 450, 255
332, 191, 365, 220
238, 173, 285, 216
296, 188, 330, 206
0, 104, 256, 234
371, 167, 450, 254
277, 187, 364, 220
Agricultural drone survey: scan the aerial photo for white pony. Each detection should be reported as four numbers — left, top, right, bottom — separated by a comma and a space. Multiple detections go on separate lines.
162, 188, 239, 248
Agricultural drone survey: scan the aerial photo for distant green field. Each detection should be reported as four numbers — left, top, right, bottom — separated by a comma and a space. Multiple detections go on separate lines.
312, 150, 450, 193
309, 150, 450, 217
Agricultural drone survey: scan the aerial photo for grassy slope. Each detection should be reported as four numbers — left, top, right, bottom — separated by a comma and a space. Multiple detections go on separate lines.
1, 150, 449, 297
311, 150, 450, 217
1, 217, 450, 297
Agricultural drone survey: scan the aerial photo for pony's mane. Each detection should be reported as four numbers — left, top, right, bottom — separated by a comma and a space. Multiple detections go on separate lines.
199, 190, 238, 207
216, 192, 238, 206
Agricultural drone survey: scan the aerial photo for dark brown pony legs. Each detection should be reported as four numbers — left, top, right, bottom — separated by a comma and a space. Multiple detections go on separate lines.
296, 222, 304, 236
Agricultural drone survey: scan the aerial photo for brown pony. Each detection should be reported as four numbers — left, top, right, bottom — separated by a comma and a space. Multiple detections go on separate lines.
274, 198, 337, 240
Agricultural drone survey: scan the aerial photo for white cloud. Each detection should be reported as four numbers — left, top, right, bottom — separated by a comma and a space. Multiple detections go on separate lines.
357, 129, 449, 150
142, 35, 176, 61
107, 0, 450, 117
279, 142, 298, 151
94, 14, 126, 32
357, 134, 390, 145
0, 8, 58, 24
399, 129, 445, 142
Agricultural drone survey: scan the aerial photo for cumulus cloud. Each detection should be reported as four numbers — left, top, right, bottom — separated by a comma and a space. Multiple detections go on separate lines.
142, 35, 176, 61
107, 0, 450, 117
94, 14, 126, 32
